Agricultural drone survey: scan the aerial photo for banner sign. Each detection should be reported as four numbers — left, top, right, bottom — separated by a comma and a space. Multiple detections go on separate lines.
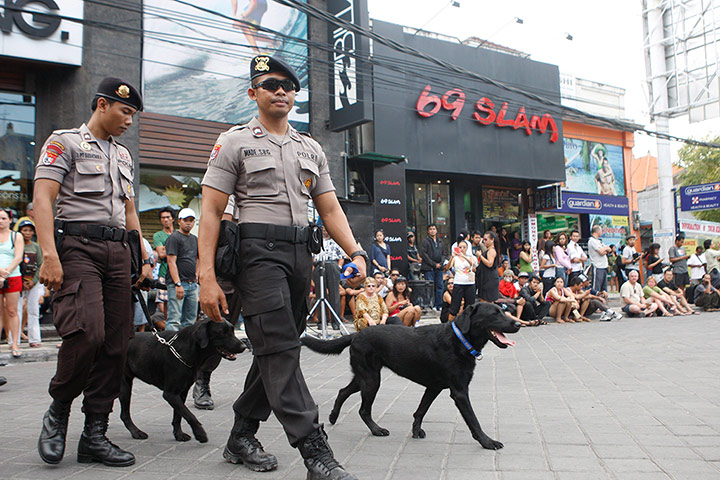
327, 0, 372, 131
680, 182, 720, 212
563, 138, 626, 196
679, 219, 720, 236
374, 162, 408, 275
551, 191, 629, 216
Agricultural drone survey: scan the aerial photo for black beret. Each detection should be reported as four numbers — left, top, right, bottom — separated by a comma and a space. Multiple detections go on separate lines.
96, 77, 143, 111
250, 55, 300, 92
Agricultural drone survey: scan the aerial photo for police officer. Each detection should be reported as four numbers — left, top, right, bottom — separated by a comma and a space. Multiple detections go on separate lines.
198, 56, 366, 480
35, 77, 152, 467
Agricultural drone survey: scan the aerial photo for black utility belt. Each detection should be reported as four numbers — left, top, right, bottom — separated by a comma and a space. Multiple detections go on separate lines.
55, 221, 126, 242
238, 223, 312, 244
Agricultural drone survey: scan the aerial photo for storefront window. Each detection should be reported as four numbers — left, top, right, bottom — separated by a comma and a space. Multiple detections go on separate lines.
0, 92, 35, 220
138, 168, 203, 241
482, 188, 521, 233
409, 181, 451, 242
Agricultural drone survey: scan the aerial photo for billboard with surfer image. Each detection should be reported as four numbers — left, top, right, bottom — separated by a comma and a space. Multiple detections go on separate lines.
563, 138, 625, 196
142, 0, 308, 129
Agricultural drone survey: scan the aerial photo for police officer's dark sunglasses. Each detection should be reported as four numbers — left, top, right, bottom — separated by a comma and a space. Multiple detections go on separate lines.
252, 78, 297, 92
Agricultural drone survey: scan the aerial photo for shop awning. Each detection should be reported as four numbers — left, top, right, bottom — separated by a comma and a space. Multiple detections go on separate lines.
349, 152, 406, 164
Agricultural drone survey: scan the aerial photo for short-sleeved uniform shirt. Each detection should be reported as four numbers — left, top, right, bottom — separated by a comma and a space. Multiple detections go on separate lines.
201, 117, 334, 226
34, 123, 134, 228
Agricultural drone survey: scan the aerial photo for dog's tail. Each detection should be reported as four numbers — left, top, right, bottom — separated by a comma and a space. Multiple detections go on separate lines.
300, 333, 355, 355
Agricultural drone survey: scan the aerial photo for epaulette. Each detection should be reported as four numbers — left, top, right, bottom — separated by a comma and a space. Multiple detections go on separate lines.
114, 140, 131, 152
226, 124, 248, 134
298, 131, 313, 138
52, 128, 81, 135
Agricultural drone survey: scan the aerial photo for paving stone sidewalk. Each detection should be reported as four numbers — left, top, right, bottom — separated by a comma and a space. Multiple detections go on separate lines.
1, 312, 719, 479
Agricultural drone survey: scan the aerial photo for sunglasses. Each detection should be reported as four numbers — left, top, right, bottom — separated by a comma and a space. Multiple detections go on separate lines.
252, 78, 297, 92
366, 284, 376, 288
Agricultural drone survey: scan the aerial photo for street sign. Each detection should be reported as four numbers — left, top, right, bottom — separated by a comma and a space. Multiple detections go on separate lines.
680, 182, 720, 212
535, 185, 561, 211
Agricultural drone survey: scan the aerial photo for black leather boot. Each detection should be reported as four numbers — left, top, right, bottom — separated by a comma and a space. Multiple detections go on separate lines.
193, 371, 214, 410
223, 416, 278, 471
77, 412, 135, 467
298, 428, 357, 480
38, 400, 71, 464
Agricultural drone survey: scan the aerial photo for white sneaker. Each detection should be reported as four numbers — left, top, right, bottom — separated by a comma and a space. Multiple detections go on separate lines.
612, 310, 623, 320
599, 312, 612, 321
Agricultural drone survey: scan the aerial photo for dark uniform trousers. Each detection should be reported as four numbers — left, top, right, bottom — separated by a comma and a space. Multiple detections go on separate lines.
232, 237, 320, 447
49, 235, 132, 414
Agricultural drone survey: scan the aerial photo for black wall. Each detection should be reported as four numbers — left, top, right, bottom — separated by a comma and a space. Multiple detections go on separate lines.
371, 20, 565, 186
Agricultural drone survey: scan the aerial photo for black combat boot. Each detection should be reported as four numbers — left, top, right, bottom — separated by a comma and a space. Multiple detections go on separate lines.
223, 415, 278, 471
193, 371, 214, 410
77, 412, 135, 467
298, 428, 357, 480
38, 400, 72, 464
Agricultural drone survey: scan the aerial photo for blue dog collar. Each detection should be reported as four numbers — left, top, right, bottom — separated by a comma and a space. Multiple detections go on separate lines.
451, 321, 482, 360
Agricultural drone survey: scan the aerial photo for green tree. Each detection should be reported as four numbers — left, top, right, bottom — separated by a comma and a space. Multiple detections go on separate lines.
677, 135, 720, 223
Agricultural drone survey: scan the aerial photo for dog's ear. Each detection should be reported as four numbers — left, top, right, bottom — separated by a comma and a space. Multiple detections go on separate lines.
453, 302, 479, 334
193, 318, 211, 349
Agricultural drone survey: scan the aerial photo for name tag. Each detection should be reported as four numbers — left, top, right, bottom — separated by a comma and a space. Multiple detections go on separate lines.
243, 148, 271, 157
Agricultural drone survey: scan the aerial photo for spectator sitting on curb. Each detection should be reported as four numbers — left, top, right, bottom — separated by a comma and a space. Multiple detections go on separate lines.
496, 270, 532, 326
657, 269, 696, 315
519, 274, 550, 324
579, 274, 622, 321
385, 276, 421, 327
694, 273, 720, 311
620, 270, 659, 317
643, 275, 677, 317
354, 278, 389, 330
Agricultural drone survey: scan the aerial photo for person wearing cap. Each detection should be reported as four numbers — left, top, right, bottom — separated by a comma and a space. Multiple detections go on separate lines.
165, 208, 199, 332
17, 219, 44, 347
13, 202, 34, 232
198, 55, 365, 480
34, 77, 152, 467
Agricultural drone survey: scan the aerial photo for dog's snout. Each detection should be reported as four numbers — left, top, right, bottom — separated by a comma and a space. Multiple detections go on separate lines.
512, 321, 522, 330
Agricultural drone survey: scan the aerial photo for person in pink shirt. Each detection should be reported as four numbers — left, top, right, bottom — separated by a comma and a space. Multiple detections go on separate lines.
553, 232, 572, 285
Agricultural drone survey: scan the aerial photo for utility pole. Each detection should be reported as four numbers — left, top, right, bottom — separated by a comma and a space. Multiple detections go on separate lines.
646, 0, 676, 236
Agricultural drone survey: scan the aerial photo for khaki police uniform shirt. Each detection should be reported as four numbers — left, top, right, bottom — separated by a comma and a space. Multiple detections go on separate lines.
202, 117, 334, 226
34, 123, 135, 228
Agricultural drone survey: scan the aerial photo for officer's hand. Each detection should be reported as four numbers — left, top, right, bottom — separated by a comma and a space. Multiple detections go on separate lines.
39, 255, 63, 291
134, 264, 153, 291
176, 284, 185, 301
345, 257, 366, 288
199, 278, 228, 323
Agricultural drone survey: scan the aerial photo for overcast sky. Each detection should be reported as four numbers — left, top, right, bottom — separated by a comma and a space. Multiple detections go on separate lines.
366, 0, 717, 160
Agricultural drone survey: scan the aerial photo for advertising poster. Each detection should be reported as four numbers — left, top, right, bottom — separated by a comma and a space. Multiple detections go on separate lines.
143, 0, 308, 129
589, 214, 630, 249
374, 163, 408, 275
563, 138, 625, 196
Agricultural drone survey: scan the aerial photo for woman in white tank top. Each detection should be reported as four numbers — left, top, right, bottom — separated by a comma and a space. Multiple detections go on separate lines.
0, 209, 25, 357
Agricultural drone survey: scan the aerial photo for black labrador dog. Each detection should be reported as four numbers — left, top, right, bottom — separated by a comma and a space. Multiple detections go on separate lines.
300, 302, 520, 450
119, 318, 249, 443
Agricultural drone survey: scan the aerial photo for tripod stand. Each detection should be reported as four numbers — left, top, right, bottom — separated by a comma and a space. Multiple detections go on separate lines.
306, 262, 351, 339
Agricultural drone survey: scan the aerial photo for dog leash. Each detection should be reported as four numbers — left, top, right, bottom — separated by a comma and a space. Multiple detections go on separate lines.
133, 287, 193, 369
451, 321, 483, 360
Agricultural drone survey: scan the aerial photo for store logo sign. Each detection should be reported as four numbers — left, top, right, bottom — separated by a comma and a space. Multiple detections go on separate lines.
567, 198, 602, 211
385, 236, 402, 242
380, 198, 401, 205
685, 183, 720, 195
0, 0, 61, 38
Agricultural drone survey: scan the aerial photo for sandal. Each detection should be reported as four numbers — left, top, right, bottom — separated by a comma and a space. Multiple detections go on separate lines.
11, 348, 22, 358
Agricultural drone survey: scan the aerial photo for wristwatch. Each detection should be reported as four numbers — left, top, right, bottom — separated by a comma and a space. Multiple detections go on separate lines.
142, 258, 153, 266
349, 250, 368, 263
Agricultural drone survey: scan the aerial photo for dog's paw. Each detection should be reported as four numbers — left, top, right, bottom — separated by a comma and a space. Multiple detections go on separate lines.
480, 438, 503, 450
194, 430, 209, 443
411, 428, 426, 439
174, 431, 192, 442
131, 429, 148, 440
371, 427, 390, 437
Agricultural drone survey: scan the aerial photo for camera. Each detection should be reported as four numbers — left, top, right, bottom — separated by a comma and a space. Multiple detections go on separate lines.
1, 279, 8, 289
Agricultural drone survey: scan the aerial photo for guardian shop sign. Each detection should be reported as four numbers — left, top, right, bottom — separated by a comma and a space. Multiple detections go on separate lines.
0, 0, 83, 65
552, 191, 629, 216
680, 182, 720, 212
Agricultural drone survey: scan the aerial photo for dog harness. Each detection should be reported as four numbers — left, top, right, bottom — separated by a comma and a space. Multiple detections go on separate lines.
451, 321, 483, 360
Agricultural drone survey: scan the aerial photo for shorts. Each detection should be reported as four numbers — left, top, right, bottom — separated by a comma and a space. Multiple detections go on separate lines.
155, 277, 168, 303
621, 304, 639, 317
673, 272, 690, 287
0, 276, 22, 294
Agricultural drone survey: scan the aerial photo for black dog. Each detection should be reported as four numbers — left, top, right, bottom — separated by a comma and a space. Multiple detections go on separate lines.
300, 302, 520, 450
119, 318, 249, 443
